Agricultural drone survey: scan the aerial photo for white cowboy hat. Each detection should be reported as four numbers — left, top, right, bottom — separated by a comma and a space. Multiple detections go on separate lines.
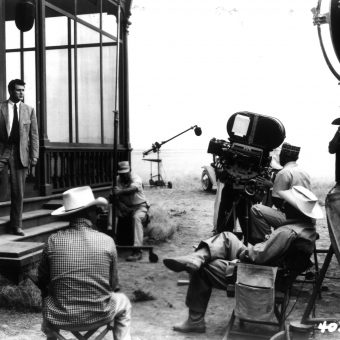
277, 185, 323, 219
52, 186, 108, 216
117, 161, 130, 174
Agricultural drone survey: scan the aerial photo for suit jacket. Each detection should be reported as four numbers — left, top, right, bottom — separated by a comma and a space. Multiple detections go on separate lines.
0, 100, 39, 167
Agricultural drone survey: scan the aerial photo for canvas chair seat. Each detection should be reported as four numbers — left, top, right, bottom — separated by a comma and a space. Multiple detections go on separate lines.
222, 263, 303, 340
45, 320, 115, 340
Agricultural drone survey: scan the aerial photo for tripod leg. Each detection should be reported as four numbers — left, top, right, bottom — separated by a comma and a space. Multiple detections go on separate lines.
243, 198, 250, 246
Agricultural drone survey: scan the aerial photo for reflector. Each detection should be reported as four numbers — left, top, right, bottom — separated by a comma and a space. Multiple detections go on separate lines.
329, 0, 340, 64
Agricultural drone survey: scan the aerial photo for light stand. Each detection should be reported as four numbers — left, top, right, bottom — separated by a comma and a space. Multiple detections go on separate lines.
142, 125, 202, 187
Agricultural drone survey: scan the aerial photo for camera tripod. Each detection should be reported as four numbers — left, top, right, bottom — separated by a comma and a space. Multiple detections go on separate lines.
218, 181, 267, 245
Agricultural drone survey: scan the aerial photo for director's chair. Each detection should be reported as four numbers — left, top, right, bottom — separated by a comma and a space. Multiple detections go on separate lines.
44, 320, 115, 340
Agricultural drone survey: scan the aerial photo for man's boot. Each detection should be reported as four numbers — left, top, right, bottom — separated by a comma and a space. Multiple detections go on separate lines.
173, 310, 206, 333
163, 247, 210, 273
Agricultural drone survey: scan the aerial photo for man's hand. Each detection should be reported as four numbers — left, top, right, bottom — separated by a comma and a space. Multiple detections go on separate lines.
256, 176, 273, 188
238, 249, 249, 262
30, 158, 38, 166
112, 186, 123, 196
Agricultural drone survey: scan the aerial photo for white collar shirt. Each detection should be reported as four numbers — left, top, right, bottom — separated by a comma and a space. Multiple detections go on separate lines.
7, 100, 21, 133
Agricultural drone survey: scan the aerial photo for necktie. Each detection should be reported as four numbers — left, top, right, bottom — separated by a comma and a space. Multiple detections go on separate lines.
10, 103, 20, 144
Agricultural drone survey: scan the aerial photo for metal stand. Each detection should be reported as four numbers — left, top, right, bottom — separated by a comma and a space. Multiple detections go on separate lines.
142, 150, 172, 188
142, 125, 202, 188
300, 245, 335, 325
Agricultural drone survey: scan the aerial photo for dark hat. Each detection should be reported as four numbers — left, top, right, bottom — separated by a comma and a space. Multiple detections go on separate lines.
332, 118, 340, 125
118, 161, 130, 174
280, 142, 300, 157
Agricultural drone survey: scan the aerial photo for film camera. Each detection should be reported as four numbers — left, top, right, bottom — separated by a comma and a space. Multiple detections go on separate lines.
208, 111, 286, 196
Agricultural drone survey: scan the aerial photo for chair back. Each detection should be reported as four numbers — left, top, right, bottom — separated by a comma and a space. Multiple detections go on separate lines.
235, 263, 278, 322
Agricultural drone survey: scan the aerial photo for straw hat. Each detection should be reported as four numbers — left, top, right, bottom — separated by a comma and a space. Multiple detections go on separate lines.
52, 186, 108, 216
277, 185, 323, 219
118, 161, 130, 174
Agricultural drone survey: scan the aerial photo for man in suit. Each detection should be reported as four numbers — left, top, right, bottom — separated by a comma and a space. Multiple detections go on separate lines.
0, 79, 39, 236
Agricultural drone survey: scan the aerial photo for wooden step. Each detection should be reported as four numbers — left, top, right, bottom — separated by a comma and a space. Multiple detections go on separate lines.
43, 199, 63, 210
0, 221, 69, 245
0, 241, 45, 284
0, 209, 58, 235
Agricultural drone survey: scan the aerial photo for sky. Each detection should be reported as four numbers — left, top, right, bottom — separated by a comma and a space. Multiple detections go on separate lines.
127, 0, 340, 179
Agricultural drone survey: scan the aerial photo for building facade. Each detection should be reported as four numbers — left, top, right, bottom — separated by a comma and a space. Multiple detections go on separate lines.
0, 0, 132, 198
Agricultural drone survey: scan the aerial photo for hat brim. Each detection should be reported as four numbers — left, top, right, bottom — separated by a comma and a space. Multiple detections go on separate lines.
118, 169, 130, 174
278, 190, 323, 219
51, 197, 108, 216
332, 118, 340, 125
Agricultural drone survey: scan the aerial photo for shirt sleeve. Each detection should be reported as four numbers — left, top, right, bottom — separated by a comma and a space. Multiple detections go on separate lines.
247, 227, 297, 264
110, 241, 119, 291
37, 244, 50, 297
130, 174, 143, 191
272, 170, 291, 198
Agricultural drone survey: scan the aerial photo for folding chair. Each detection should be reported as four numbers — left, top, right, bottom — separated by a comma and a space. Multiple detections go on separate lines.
45, 320, 115, 340
222, 263, 295, 340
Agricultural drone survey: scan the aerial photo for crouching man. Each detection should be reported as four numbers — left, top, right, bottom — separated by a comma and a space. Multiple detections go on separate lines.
37, 186, 131, 340
163, 186, 322, 333
111, 161, 150, 262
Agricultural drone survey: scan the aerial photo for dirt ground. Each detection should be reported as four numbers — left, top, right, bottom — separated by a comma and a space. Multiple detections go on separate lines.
1, 184, 340, 340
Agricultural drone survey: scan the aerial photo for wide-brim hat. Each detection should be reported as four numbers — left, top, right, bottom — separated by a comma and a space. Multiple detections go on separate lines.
117, 161, 130, 174
277, 185, 323, 219
332, 118, 340, 125
52, 186, 108, 216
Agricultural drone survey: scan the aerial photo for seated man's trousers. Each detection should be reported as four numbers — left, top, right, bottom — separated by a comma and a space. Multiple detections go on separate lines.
186, 232, 246, 314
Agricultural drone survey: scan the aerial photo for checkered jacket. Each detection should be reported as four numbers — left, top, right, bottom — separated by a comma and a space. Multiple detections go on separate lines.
38, 218, 118, 329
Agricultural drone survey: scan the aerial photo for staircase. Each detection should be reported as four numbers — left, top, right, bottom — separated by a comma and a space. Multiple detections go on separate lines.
0, 186, 111, 283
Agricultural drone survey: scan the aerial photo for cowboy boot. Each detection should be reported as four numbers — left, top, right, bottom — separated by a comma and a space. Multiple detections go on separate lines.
173, 310, 206, 333
163, 247, 210, 273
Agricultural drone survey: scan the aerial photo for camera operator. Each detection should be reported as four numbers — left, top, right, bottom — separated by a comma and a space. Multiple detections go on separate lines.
250, 142, 311, 243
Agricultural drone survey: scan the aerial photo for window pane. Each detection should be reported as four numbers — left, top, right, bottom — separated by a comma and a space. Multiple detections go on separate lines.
77, 23, 99, 45
102, 0, 117, 38
46, 0, 75, 15
78, 13, 100, 29
77, 47, 101, 143
24, 51, 36, 110
24, 22, 36, 48
103, 45, 117, 144
46, 50, 69, 142
77, 0, 100, 28
45, 8, 68, 46
5, 21, 20, 49
6, 52, 20, 87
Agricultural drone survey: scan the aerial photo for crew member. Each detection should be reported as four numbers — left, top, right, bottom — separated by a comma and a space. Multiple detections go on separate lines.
329, 118, 340, 189
38, 186, 131, 340
111, 161, 149, 262
163, 186, 322, 333
250, 142, 311, 243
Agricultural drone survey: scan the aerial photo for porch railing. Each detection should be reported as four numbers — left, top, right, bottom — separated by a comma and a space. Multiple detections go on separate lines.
41, 144, 129, 194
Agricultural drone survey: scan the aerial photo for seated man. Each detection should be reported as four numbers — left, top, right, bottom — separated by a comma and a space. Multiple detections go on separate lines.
111, 161, 149, 261
250, 142, 311, 243
37, 186, 131, 340
163, 186, 322, 333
